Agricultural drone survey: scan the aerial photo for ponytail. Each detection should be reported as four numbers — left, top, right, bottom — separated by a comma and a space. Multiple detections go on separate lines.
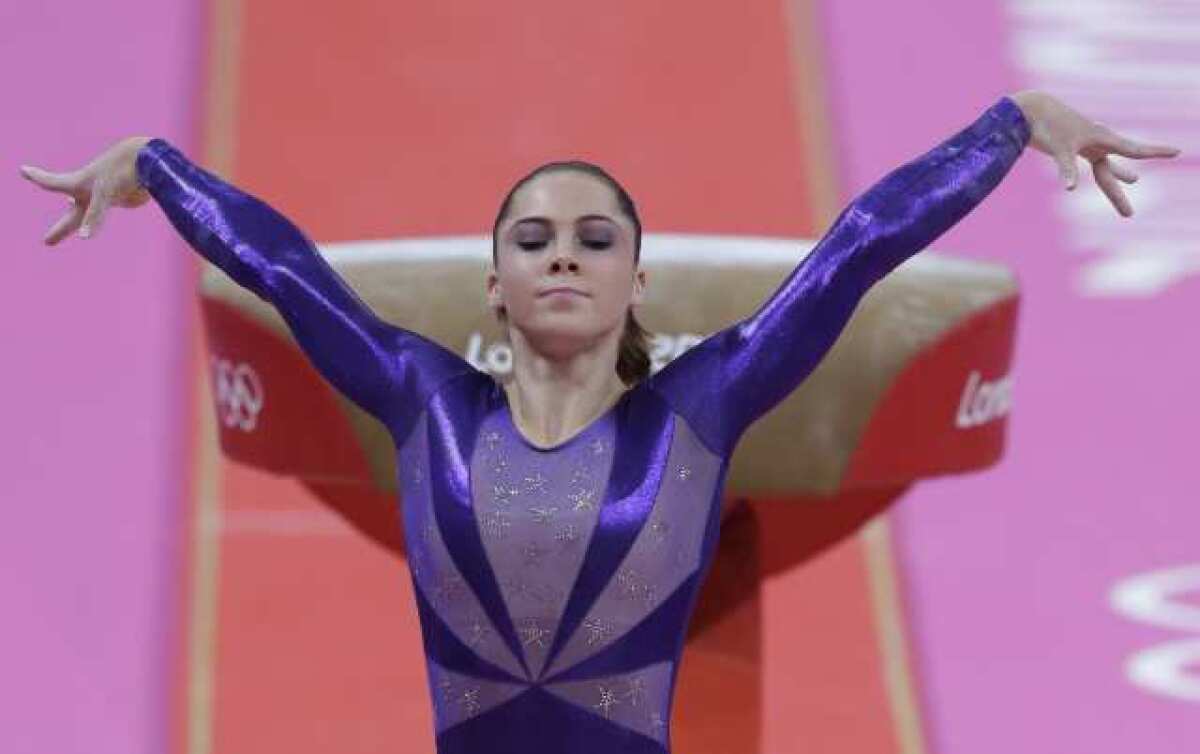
616, 308, 651, 386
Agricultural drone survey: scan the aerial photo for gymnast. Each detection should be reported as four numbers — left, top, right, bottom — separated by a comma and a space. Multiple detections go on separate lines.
21, 91, 1179, 753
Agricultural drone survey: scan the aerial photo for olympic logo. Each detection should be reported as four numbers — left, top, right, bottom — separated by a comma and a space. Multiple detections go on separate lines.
209, 355, 265, 432
1109, 564, 1200, 702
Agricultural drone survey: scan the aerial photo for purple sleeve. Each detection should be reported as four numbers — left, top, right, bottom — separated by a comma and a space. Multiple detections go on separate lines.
648, 95, 1032, 456
135, 139, 474, 433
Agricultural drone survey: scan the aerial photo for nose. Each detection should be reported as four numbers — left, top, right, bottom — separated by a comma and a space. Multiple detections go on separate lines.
548, 237, 580, 272
549, 256, 580, 273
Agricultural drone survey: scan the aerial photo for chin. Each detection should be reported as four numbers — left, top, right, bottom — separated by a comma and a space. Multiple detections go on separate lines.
525, 316, 610, 343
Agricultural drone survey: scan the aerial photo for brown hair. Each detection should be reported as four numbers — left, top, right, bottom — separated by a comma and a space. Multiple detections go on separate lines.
492, 161, 651, 386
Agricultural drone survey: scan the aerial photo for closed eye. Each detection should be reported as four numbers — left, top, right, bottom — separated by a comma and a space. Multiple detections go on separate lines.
518, 240, 548, 250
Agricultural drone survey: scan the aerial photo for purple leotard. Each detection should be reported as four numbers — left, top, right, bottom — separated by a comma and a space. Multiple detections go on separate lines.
136, 96, 1029, 753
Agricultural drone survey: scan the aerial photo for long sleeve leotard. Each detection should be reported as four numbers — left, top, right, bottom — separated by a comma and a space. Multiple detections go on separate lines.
136, 95, 1030, 754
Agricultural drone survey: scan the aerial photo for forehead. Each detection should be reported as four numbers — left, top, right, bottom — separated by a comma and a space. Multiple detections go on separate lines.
506, 170, 624, 222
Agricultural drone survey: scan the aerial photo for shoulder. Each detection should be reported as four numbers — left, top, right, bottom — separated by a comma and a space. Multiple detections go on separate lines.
642, 364, 732, 459
385, 342, 490, 446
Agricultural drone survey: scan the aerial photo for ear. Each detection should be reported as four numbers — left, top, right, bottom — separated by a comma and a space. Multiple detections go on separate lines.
631, 268, 647, 306
486, 269, 502, 308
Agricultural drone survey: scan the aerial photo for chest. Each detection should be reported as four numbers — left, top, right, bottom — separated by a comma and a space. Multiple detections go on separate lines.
397, 394, 723, 683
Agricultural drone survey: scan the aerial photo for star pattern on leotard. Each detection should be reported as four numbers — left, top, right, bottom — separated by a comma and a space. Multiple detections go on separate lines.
554, 523, 581, 551
613, 566, 657, 605
492, 481, 519, 506
623, 676, 647, 707
527, 505, 559, 524
464, 620, 491, 648
518, 618, 552, 648
458, 686, 482, 717
582, 616, 614, 646
481, 510, 511, 540
492, 457, 510, 475
568, 486, 597, 512
594, 685, 620, 717
523, 470, 549, 494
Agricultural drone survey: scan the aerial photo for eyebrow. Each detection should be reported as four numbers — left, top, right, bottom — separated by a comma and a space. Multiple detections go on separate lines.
511, 214, 618, 228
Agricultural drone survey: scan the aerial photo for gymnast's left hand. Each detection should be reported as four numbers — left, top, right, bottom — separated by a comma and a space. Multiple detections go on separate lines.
1009, 90, 1181, 218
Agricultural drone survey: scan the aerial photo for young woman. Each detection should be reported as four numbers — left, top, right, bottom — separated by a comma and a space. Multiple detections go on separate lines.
21, 91, 1179, 753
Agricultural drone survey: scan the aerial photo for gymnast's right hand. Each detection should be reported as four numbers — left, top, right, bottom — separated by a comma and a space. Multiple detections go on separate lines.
20, 136, 155, 245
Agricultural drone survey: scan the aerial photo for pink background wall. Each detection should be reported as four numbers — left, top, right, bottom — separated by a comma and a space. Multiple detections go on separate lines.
2, 3, 202, 753
821, 1, 1198, 752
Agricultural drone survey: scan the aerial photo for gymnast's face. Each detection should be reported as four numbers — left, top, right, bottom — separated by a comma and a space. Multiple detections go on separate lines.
488, 170, 645, 356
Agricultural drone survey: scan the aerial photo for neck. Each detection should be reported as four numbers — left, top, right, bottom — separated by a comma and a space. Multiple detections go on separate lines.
503, 326, 629, 448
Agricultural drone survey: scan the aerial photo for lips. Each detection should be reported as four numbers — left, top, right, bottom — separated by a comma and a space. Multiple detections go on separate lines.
538, 287, 588, 297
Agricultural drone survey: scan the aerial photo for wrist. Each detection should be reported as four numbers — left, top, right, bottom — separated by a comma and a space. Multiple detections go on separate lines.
125, 136, 157, 191
1009, 90, 1042, 122
117, 136, 156, 198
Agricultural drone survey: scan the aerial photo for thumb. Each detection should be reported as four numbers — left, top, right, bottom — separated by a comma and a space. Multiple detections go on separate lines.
1056, 150, 1080, 191
79, 181, 112, 239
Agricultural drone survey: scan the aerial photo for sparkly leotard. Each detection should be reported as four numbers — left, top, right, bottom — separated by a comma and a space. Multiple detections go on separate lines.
136, 95, 1029, 754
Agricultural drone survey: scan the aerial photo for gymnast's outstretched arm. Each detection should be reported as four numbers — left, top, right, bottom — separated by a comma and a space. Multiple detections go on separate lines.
649, 95, 1031, 455
21, 137, 473, 427
649, 91, 1179, 457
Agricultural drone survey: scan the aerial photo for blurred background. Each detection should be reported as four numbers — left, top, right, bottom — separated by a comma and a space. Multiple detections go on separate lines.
3, 1, 1197, 753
